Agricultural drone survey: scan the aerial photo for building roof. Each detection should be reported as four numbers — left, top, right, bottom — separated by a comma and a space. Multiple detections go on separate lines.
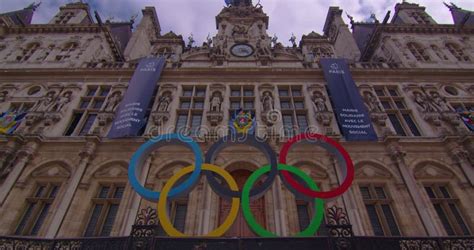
0, 3, 39, 26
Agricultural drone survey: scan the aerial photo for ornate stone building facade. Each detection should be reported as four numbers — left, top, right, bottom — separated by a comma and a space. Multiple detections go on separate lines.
0, 0, 472, 245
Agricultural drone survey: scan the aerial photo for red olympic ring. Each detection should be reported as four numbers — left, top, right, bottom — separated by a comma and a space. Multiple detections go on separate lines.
279, 133, 354, 199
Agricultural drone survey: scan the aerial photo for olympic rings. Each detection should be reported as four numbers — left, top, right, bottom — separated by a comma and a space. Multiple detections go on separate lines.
242, 164, 324, 237
279, 133, 354, 199
157, 164, 240, 237
128, 134, 203, 201
128, 132, 354, 237
205, 134, 278, 199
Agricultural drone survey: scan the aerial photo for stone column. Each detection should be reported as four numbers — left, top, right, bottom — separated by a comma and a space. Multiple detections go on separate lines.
45, 139, 97, 238
447, 141, 474, 186
0, 138, 39, 206
331, 156, 364, 235
387, 141, 440, 236
121, 155, 153, 235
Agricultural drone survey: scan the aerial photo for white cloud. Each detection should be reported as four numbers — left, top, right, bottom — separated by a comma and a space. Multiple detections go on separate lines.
1, 0, 472, 45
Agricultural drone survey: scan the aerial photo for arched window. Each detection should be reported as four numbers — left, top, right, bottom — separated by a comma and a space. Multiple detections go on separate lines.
17, 42, 40, 62
407, 42, 430, 62
446, 43, 470, 62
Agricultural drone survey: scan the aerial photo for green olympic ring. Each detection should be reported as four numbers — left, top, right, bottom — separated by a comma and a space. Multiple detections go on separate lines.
241, 164, 324, 237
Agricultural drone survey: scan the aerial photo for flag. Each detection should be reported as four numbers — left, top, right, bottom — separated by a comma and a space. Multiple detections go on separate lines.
229, 108, 255, 135
0, 111, 27, 135
459, 111, 474, 132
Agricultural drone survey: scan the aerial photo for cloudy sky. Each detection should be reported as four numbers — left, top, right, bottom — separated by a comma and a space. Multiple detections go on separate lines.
1, 0, 472, 45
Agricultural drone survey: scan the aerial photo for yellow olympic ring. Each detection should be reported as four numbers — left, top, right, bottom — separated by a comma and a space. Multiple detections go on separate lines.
157, 164, 240, 237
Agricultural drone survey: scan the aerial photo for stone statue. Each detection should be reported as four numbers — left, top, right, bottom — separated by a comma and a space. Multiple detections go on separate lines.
157, 92, 172, 112
363, 91, 383, 112
430, 91, 451, 112
206, 33, 213, 47
210, 92, 222, 112
49, 91, 72, 112
271, 34, 278, 47
256, 39, 270, 56
103, 91, 122, 112
0, 91, 7, 102
289, 33, 297, 47
32, 91, 56, 112
187, 33, 195, 48
414, 91, 435, 112
312, 91, 328, 112
261, 91, 274, 112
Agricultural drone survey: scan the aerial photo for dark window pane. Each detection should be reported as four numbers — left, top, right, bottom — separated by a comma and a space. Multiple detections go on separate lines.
173, 203, 188, 232
80, 100, 90, 109
402, 114, 421, 136
294, 101, 305, 109
297, 115, 308, 133
388, 89, 398, 96
374, 88, 385, 96
425, 187, 436, 199
15, 203, 36, 235
100, 88, 110, 97
195, 89, 206, 97
35, 186, 46, 198
448, 203, 470, 235
366, 205, 384, 236
183, 89, 193, 97
98, 186, 110, 198
49, 186, 59, 198
244, 102, 253, 109
297, 203, 311, 231
381, 101, 391, 110
292, 89, 302, 96
439, 186, 451, 198
231, 102, 240, 109
280, 101, 291, 109
243, 90, 253, 97
180, 102, 191, 109
451, 104, 463, 112
100, 204, 119, 236
360, 187, 371, 200
79, 114, 97, 136
190, 115, 202, 135
381, 204, 400, 236
395, 101, 405, 109
176, 115, 188, 134
434, 204, 455, 236
93, 100, 104, 109
283, 115, 295, 136
279, 89, 289, 97
231, 90, 240, 97
388, 114, 406, 136
84, 204, 103, 236
31, 203, 51, 236
87, 88, 97, 96
375, 187, 386, 199
193, 101, 204, 109
65, 113, 83, 136
114, 186, 125, 199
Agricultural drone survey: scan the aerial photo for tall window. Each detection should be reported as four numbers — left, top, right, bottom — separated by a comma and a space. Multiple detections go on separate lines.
229, 85, 255, 113
65, 86, 110, 136
56, 42, 78, 61
84, 184, 125, 237
450, 103, 473, 112
410, 12, 431, 24
407, 42, 430, 62
425, 184, 471, 236
8, 102, 35, 113
15, 183, 60, 236
17, 43, 40, 62
374, 86, 421, 136
359, 184, 401, 236
176, 86, 205, 136
279, 86, 307, 137
446, 43, 470, 62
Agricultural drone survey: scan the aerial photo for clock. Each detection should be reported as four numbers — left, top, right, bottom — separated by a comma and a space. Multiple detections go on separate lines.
230, 44, 254, 57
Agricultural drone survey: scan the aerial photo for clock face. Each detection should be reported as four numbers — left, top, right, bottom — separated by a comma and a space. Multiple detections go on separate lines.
230, 44, 254, 57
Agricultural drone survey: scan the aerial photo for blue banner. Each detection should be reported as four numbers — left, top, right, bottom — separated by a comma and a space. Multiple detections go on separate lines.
321, 58, 377, 141
108, 57, 166, 138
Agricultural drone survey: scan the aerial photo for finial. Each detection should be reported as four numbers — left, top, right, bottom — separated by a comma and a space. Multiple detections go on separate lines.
27, 2, 41, 11
130, 13, 138, 23
346, 12, 354, 24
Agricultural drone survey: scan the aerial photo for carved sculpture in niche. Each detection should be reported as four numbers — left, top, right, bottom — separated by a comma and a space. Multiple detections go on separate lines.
362, 91, 383, 113
261, 91, 274, 112
413, 91, 436, 113
312, 91, 328, 112
256, 39, 270, 56
32, 91, 56, 112
210, 91, 222, 112
102, 91, 122, 113
48, 91, 72, 113
157, 91, 172, 112
429, 91, 451, 112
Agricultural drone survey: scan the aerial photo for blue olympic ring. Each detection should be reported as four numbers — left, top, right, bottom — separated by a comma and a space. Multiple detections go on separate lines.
128, 134, 203, 201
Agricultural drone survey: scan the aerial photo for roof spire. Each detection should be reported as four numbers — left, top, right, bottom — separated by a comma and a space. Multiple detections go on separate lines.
26, 2, 41, 11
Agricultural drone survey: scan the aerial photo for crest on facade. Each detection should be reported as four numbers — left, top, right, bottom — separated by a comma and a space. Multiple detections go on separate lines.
230, 109, 255, 134
0, 111, 27, 134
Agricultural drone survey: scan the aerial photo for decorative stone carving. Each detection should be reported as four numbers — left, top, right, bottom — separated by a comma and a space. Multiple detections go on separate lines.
362, 91, 383, 113
261, 91, 274, 112
413, 91, 436, 113
311, 91, 328, 112
48, 91, 72, 113
102, 91, 122, 113
32, 91, 56, 112
156, 91, 172, 112
210, 91, 223, 112
0, 91, 7, 102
